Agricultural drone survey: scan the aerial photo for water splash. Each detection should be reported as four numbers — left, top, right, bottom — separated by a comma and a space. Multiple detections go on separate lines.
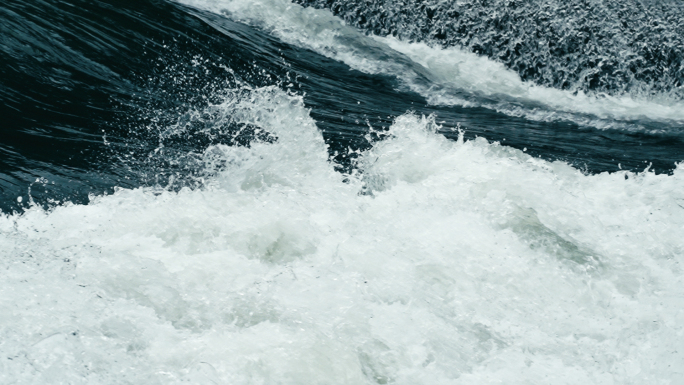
2, 85, 683, 383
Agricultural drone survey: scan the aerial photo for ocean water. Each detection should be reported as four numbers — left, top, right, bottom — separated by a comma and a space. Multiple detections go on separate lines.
1, 0, 683, 384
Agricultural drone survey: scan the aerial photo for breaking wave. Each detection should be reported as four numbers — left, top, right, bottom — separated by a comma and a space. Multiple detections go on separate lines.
3, 86, 684, 383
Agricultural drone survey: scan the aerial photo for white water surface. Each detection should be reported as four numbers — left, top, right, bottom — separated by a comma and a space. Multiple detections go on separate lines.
2, 85, 683, 384
179, 0, 684, 132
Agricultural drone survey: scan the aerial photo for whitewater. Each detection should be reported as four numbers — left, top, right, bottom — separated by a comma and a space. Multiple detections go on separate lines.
1, 0, 684, 384
180, 0, 684, 132
2, 85, 683, 383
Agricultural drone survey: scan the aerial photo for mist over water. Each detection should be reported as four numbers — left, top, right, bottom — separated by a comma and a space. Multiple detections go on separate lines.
1, 0, 684, 383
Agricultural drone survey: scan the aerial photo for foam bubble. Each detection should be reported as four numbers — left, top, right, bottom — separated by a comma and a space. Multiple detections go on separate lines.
2, 85, 683, 383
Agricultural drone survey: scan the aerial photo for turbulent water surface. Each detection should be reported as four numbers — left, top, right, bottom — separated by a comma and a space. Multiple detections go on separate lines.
1, 0, 683, 383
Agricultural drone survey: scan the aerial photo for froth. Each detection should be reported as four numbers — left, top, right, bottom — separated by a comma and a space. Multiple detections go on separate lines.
2, 85, 683, 383
178, 0, 684, 132
379, 36, 684, 130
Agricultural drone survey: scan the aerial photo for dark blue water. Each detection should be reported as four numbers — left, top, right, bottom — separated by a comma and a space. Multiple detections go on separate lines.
1, 0, 683, 214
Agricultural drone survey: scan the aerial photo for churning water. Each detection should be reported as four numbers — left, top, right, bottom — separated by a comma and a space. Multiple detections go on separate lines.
1, 0, 683, 383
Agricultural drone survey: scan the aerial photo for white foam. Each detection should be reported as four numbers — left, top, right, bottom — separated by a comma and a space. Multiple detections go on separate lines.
2, 85, 683, 383
178, 0, 684, 131
377, 37, 684, 130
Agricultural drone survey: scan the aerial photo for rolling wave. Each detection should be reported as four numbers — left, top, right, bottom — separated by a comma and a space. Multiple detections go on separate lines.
180, 0, 684, 131
295, 0, 684, 98
2, 0, 683, 214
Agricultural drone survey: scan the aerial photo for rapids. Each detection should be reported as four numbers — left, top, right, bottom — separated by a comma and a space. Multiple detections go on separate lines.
1, 0, 683, 383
